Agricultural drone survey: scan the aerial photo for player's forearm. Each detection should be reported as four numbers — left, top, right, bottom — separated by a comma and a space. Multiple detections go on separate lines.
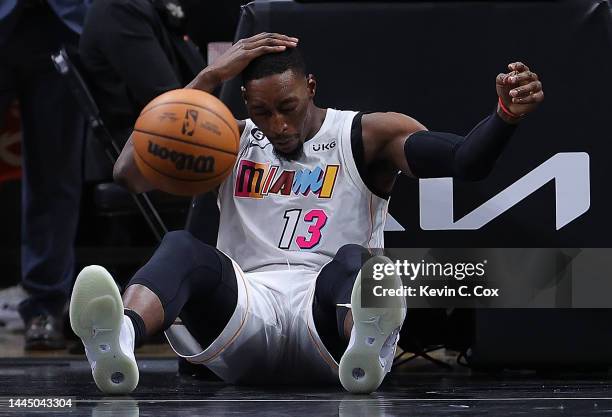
113, 136, 155, 194
452, 110, 519, 180
185, 68, 222, 93
404, 109, 519, 181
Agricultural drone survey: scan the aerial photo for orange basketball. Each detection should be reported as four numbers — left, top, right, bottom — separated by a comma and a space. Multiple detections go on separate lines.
132, 89, 239, 196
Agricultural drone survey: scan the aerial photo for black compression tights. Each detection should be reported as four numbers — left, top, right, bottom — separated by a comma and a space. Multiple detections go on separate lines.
312, 244, 371, 361
126, 230, 237, 348
127, 231, 366, 359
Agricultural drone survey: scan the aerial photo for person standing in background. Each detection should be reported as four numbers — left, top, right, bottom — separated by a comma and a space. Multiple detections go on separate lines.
79, 0, 205, 147
0, 0, 90, 350
79, 0, 210, 259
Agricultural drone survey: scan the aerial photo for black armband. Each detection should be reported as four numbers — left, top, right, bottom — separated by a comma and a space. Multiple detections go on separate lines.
404, 111, 518, 180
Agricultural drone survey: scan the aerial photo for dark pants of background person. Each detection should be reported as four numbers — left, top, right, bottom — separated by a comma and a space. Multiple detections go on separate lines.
0, 4, 85, 321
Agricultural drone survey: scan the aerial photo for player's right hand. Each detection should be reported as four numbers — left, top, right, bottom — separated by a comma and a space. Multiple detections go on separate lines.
207, 33, 299, 84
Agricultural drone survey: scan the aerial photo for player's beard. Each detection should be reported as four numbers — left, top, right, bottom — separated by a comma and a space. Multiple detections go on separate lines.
273, 143, 305, 162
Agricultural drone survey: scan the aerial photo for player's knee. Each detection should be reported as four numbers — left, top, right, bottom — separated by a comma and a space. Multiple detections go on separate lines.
162, 230, 198, 245
158, 231, 225, 278
162, 230, 214, 256
334, 244, 367, 272
336, 244, 365, 258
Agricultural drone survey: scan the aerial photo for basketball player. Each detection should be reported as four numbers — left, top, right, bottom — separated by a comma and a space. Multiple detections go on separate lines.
69, 33, 544, 394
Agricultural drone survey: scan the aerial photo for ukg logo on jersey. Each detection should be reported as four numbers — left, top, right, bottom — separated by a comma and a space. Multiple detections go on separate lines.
234, 159, 339, 199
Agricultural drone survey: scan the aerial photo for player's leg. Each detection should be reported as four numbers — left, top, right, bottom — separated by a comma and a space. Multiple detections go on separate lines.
339, 254, 406, 393
69, 230, 237, 394
312, 244, 366, 360
313, 244, 406, 393
123, 231, 237, 349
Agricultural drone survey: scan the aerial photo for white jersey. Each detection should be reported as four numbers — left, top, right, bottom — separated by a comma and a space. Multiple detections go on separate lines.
216, 108, 389, 273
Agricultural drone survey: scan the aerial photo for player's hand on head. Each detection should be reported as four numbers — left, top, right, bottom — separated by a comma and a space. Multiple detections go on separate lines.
207, 33, 299, 83
496, 62, 544, 119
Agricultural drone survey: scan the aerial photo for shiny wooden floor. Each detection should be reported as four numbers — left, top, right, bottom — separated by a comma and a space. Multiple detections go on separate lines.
1, 342, 612, 416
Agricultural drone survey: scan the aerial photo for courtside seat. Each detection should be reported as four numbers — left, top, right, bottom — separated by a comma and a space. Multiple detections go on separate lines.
52, 47, 190, 242
93, 183, 187, 216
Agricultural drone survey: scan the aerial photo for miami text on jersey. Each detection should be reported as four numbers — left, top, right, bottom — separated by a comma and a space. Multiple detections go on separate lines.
234, 159, 339, 199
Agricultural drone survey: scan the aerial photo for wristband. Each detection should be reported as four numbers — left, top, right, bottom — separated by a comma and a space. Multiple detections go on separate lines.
498, 96, 522, 119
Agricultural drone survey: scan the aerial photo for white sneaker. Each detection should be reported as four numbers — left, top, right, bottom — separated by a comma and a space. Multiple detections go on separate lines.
0, 285, 27, 331
69, 265, 139, 394
339, 256, 406, 394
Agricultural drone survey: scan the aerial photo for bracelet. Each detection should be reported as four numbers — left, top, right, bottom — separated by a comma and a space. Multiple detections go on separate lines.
498, 96, 522, 119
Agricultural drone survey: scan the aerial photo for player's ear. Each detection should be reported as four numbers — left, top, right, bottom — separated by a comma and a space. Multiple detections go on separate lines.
306, 74, 316, 99
241, 86, 247, 104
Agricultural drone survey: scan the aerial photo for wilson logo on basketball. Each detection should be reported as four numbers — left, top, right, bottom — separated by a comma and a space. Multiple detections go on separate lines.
181, 109, 198, 136
147, 141, 215, 173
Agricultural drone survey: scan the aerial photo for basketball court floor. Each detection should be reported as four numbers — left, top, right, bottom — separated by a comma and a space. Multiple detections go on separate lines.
1, 331, 610, 417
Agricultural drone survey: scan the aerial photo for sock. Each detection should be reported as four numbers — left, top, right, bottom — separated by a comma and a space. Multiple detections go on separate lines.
124, 308, 146, 348
335, 280, 354, 340
336, 305, 351, 341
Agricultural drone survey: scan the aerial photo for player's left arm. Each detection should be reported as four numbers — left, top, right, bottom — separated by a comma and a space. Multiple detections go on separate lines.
363, 62, 544, 180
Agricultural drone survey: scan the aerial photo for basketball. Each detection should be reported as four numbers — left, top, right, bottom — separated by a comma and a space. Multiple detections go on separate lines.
132, 89, 239, 196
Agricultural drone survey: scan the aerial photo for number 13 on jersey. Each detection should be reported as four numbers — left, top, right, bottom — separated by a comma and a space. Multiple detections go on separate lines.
278, 209, 328, 250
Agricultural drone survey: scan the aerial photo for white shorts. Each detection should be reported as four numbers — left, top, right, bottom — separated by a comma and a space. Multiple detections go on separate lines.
164, 259, 339, 384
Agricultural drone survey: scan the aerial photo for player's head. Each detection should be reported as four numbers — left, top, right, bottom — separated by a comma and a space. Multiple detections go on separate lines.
241, 47, 315, 161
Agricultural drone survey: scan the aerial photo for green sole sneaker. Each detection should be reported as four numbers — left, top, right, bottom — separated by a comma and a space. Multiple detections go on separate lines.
69, 265, 138, 394
339, 256, 406, 394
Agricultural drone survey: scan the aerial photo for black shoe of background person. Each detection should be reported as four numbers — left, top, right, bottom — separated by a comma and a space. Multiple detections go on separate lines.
24, 314, 66, 351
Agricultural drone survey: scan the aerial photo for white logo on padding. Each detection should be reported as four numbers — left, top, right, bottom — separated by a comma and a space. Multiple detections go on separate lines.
418, 152, 590, 231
